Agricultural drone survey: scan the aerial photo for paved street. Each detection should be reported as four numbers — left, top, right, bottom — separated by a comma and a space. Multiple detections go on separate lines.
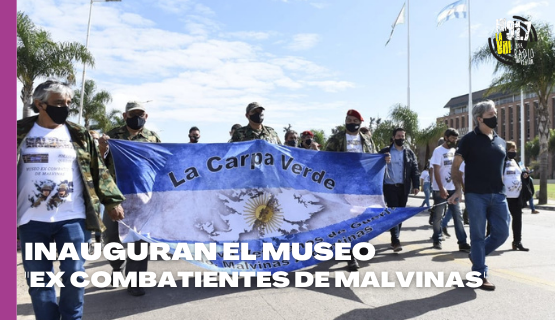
17, 197, 555, 320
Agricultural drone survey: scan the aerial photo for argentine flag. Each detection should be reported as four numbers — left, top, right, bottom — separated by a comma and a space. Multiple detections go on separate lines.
437, 0, 467, 26
108, 139, 425, 273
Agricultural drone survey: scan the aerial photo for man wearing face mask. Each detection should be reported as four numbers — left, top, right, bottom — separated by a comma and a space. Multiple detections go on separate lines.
448, 100, 510, 291
17, 80, 125, 319
284, 129, 298, 147
299, 130, 321, 150
325, 109, 380, 271
378, 128, 420, 253
99, 101, 161, 297
430, 128, 470, 252
189, 126, 201, 143
231, 102, 282, 144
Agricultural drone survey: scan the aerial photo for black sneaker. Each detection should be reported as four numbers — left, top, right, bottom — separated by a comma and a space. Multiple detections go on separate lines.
433, 242, 442, 249
391, 243, 403, 252
459, 243, 471, 253
127, 286, 146, 296
442, 227, 451, 238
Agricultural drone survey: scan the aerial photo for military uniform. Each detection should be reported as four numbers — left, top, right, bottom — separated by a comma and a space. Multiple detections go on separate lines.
17, 116, 124, 232
103, 124, 161, 283
231, 125, 282, 145
325, 130, 376, 153
104, 125, 161, 178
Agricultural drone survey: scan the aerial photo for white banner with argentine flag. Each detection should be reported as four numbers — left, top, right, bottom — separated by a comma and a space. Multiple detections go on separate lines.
108, 139, 424, 273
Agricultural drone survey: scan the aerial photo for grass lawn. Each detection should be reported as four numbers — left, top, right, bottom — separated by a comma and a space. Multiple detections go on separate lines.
533, 183, 555, 200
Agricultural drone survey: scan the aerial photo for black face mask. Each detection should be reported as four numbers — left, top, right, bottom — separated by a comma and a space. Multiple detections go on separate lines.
249, 113, 264, 124
189, 136, 199, 143
482, 116, 498, 129
446, 141, 457, 148
44, 104, 69, 124
345, 123, 360, 132
305, 138, 313, 146
507, 151, 517, 159
394, 138, 405, 147
126, 116, 146, 130
286, 140, 296, 147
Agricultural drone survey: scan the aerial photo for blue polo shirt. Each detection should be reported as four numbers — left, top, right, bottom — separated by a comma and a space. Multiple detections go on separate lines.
456, 127, 507, 194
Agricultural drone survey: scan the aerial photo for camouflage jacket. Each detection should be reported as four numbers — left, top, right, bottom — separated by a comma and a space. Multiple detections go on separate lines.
231, 125, 282, 145
104, 125, 162, 179
324, 130, 377, 153
17, 116, 125, 232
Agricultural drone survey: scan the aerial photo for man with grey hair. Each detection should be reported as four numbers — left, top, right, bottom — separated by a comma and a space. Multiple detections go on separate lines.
99, 101, 161, 296
448, 100, 509, 291
17, 80, 125, 319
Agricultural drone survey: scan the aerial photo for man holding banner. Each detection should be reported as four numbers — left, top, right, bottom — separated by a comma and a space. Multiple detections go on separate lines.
325, 109, 378, 271
231, 102, 282, 144
99, 101, 162, 297
379, 128, 420, 252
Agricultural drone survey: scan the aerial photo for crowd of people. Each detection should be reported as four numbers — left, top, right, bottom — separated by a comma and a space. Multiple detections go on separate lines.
16, 80, 539, 319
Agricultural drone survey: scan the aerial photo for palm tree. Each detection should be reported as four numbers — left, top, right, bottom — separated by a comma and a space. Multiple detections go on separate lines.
90, 109, 125, 134
473, 20, 555, 204
415, 122, 447, 167
372, 119, 395, 150
70, 80, 111, 129
17, 11, 94, 118
387, 103, 421, 153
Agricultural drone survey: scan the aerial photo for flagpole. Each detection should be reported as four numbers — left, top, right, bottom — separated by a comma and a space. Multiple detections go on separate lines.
407, 0, 411, 109
520, 88, 525, 163
467, 0, 472, 132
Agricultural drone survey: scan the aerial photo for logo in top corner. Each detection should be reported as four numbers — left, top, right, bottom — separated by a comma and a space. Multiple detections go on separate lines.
488, 16, 537, 66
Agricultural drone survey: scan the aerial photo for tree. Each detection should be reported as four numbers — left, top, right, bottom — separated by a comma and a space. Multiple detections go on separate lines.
388, 104, 420, 151
415, 122, 447, 167
90, 109, 125, 134
70, 80, 111, 130
283, 124, 293, 133
17, 11, 94, 118
310, 129, 327, 146
473, 20, 555, 204
372, 120, 395, 150
331, 124, 345, 135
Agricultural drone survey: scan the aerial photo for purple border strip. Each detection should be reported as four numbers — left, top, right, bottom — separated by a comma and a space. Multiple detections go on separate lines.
6, 0, 16, 317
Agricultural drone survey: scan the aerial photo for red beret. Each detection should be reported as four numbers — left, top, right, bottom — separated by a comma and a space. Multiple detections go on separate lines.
346, 109, 364, 121
301, 130, 314, 137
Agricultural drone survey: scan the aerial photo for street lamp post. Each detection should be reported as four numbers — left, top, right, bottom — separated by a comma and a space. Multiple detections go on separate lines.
78, 0, 122, 125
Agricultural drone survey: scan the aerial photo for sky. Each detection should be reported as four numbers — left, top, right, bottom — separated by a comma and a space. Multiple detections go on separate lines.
16, 0, 555, 143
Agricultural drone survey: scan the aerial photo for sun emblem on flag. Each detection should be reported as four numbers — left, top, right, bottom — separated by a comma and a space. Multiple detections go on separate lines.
244, 193, 283, 235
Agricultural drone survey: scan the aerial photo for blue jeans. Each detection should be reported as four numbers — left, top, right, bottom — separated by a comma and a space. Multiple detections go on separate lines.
529, 198, 536, 211
441, 207, 452, 228
465, 193, 510, 278
19, 219, 89, 320
421, 182, 431, 207
432, 190, 467, 244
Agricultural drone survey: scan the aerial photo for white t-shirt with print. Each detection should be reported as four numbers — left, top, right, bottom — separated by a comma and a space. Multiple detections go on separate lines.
17, 123, 86, 226
346, 134, 363, 153
503, 159, 522, 198
431, 145, 455, 191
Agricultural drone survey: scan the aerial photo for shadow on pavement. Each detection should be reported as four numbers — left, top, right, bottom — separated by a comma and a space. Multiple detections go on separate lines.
17, 271, 365, 319
335, 286, 477, 320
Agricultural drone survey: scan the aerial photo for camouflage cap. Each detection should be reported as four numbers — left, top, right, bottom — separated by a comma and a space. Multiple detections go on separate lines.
58, 183, 68, 191
125, 101, 146, 113
246, 102, 265, 114
42, 185, 53, 191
